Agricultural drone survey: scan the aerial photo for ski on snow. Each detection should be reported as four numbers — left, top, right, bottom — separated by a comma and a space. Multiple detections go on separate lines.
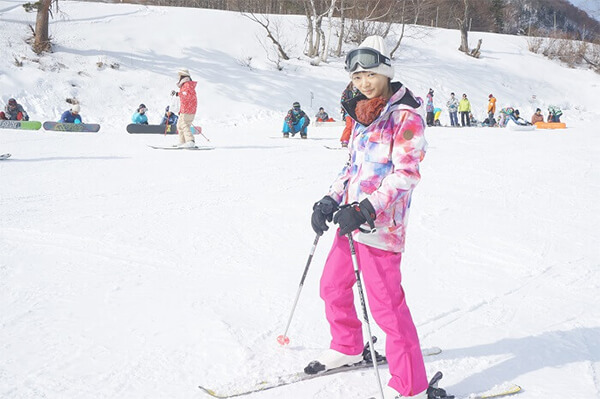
198, 346, 442, 398
366, 382, 521, 399
147, 145, 215, 151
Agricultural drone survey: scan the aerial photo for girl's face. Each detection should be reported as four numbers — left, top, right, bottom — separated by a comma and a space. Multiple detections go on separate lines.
351, 71, 390, 99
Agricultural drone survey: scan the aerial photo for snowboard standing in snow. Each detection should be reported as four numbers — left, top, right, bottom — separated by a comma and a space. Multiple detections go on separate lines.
126, 124, 177, 134
0, 120, 42, 130
0, 153, 11, 160
43, 122, 101, 132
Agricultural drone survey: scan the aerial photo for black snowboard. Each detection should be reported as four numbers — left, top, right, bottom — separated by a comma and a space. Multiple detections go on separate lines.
126, 124, 177, 134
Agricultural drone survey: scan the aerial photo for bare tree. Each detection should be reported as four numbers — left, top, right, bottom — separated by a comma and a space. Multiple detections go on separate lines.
321, 0, 337, 61
303, 0, 332, 59
389, 0, 407, 58
31, 0, 58, 54
346, 0, 393, 44
457, 0, 469, 53
241, 12, 290, 60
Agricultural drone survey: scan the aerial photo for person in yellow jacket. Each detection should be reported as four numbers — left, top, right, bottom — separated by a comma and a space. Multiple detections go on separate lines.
458, 93, 471, 126
487, 94, 496, 120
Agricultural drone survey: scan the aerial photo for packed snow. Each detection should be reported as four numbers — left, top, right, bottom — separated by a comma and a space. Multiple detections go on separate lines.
1, 1, 599, 398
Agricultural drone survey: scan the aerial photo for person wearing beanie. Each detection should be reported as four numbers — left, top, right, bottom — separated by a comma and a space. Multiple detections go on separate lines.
282, 101, 310, 138
160, 105, 178, 126
426, 88, 435, 126
308, 35, 437, 399
315, 107, 331, 122
60, 104, 82, 124
131, 103, 149, 125
171, 68, 197, 148
0, 98, 29, 121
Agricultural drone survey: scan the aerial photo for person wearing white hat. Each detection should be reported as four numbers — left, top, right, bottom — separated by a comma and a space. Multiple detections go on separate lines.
308, 36, 437, 399
171, 68, 197, 148
60, 104, 82, 124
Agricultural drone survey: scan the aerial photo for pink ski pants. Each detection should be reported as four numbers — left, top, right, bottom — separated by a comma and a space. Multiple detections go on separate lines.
320, 233, 428, 396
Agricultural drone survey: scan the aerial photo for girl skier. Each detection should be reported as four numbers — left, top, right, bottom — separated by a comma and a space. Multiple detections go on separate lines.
309, 35, 431, 399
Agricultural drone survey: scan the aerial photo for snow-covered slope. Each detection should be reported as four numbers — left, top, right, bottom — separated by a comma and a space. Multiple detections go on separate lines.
1, 2, 599, 399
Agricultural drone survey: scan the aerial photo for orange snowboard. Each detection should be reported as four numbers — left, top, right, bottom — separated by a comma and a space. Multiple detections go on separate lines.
535, 122, 566, 129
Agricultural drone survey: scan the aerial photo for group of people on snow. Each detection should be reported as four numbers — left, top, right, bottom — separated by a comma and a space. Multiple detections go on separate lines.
1, 97, 82, 124
3, 68, 196, 149
131, 104, 180, 126
128, 68, 196, 147
425, 91, 563, 127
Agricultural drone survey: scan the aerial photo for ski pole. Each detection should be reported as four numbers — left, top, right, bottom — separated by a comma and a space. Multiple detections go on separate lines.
164, 111, 171, 136
347, 233, 385, 399
277, 233, 320, 346
193, 124, 210, 142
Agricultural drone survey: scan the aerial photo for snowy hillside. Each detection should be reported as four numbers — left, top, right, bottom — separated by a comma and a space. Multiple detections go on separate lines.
1, 1, 599, 399
568, 0, 600, 21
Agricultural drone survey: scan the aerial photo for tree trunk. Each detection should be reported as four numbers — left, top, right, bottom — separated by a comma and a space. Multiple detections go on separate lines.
321, 0, 336, 62
458, 0, 469, 53
390, 0, 407, 58
335, 0, 345, 57
33, 0, 53, 54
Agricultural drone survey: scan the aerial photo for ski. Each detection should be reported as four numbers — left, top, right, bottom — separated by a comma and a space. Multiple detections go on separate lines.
0, 120, 42, 130
198, 346, 441, 398
365, 382, 521, 399
464, 384, 521, 398
324, 145, 347, 150
148, 145, 215, 151
0, 153, 11, 160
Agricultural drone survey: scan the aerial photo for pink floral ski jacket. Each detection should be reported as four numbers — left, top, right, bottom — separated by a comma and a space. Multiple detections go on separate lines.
328, 83, 427, 253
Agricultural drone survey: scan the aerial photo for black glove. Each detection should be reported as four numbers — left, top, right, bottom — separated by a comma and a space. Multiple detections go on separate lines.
171, 90, 179, 96
333, 199, 376, 236
311, 196, 339, 236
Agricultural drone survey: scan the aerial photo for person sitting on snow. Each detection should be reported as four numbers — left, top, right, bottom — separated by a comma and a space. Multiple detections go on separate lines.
508, 109, 531, 126
469, 112, 479, 126
131, 103, 148, 124
531, 108, 544, 124
547, 105, 563, 122
282, 102, 310, 138
0, 98, 29, 121
60, 104, 82, 124
160, 106, 178, 125
315, 107, 332, 122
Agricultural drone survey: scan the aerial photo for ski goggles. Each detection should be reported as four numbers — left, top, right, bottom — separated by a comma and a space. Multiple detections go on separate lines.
345, 48, 391, 73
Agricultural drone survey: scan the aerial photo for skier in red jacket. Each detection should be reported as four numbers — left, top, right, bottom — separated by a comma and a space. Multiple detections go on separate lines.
171, 68, 197, 148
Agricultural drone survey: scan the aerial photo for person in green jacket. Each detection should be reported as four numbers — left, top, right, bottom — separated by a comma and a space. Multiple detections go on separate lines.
458, 93, 471, 127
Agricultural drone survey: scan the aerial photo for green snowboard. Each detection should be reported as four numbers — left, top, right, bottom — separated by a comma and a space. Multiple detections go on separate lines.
0, 120, 42, 130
